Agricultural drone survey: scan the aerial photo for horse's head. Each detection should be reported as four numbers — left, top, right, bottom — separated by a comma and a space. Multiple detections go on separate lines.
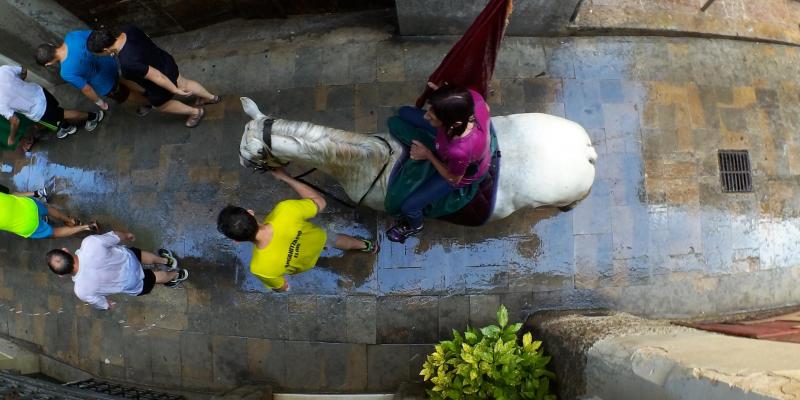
239, 97, 290, 172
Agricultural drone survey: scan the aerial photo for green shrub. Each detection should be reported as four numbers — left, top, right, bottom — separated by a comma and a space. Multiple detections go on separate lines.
420, 305, 556, 400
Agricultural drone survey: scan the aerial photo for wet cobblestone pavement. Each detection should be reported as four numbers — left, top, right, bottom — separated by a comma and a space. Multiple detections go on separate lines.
1, 14, 800, 393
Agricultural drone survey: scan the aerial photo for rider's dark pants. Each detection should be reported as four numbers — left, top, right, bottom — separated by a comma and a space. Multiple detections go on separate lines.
398, 106, 437, 136
395, 106, 453, 228
400, 173, 455, 229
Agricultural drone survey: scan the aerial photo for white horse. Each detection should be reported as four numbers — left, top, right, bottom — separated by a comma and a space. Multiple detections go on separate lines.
239, 97, 597, 223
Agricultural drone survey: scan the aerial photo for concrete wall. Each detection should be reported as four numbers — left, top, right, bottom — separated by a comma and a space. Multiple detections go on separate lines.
529, 311, 800, 400
0, 0, 85, 84
396, 0, 582, 36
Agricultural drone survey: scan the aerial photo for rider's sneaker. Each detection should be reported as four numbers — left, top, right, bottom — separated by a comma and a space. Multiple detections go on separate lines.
158, 248, 179, 270
386, 221, 423, 243
164, 269, 188, 288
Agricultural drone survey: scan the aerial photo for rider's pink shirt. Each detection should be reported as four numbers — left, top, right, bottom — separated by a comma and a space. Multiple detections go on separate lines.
434, 90, 491, 188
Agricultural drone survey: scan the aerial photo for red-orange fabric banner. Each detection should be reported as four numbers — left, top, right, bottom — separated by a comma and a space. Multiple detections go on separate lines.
415, 0, 513, 108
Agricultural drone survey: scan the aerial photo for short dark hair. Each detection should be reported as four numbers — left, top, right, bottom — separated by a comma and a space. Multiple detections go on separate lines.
46, 249, 74, 275
34, 44, 58, 67
87, 28, 120, 54
217, 206, 259, 242
428, 85, 475, 138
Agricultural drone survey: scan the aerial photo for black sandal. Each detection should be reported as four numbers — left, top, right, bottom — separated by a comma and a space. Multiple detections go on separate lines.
195, 95, 221, 106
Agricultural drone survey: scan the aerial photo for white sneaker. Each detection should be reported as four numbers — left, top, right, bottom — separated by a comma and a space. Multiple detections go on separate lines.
33, 187, 48, 202
85, 110, 105, 132
56, 125, 77, 139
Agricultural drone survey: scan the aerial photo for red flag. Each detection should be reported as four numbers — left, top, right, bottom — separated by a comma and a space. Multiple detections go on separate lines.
415, 0, 513, 108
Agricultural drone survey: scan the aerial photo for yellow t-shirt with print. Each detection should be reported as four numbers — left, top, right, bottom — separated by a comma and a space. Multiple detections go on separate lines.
250, 199, 327, 289
0, 193, 39, 238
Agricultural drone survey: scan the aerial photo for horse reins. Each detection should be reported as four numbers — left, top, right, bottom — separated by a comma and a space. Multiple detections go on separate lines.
247, 119, 394, 215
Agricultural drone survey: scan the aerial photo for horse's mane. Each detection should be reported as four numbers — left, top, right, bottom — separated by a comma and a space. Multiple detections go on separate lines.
271, 119, 388, 166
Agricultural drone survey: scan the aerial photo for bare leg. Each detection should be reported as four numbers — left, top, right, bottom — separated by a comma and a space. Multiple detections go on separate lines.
157, 99, 200, 116
127, 90, 149, 105
177, 75, 214, 101
46, 205, 77, 225
333, 233, 369, 251
63, 110, 89, 123
12, 191, 34, 197
139, 250, 168, 266
153, 270, 178, 284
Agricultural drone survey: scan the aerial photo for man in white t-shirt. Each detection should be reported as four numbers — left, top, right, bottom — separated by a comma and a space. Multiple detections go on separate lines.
0, 65, 104, 147
46, 230, 188, 310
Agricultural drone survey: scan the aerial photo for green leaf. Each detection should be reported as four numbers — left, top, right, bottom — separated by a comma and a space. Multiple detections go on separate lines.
497, 304, 509, 328
442, 340, 457, 352
523, 332, 532, 347
465, 330, 478, 343
507, 322, 522, 333
480, 325, 502, 338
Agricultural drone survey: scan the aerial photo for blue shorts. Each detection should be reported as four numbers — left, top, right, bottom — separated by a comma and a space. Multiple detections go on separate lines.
28, 199, 53, 239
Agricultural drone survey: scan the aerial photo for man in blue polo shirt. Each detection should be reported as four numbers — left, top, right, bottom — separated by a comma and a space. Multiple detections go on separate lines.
35, 31, 148, 113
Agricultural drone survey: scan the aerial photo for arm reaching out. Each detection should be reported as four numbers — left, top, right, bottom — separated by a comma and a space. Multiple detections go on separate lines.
144, 66, 191, 97
269, 167, 327, 212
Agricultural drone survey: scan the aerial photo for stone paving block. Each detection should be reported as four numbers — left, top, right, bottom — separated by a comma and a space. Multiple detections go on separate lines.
498, 78, 526, 107
293, 46, 325, 87
495, 40, 546, 79
316, 296, 347, 342
574, 233, 614, 289
147, 328, 182, 378
376, 42, 405, 82
543, 38, 576, 79
246, 338, 286, 384
367, 344, 409, 391
499, 292, 536, 323
282, 341, 322, 391
99, 320, 125, 367
438, 295, 469, 339
377, 296, 438, 344
572, 179, 612, 235
319, 342, 368, 391
468, 294, 501, 328
408, 344, 434, 383
180, 332, 213, 383
123, 330, 153, 384
564, 79, 605, 129
212, 335, 248, 386
346, 296, 376, 344
611, 205, 649, 260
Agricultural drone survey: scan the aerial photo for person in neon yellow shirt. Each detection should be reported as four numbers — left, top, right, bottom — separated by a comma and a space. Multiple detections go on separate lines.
216, 167, 379, 292
0, 185, 98, 239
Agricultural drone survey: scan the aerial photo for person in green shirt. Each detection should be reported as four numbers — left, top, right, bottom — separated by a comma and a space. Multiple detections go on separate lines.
216, 167, 379, 292
0, 188, 98, 239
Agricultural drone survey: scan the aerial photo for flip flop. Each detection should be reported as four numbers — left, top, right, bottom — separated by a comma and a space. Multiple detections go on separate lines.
185, 107, 205, 128
195, 95, 221, 106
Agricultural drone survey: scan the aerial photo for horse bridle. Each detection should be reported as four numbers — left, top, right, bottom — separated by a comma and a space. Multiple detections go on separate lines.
241, 118, 394, 211
240, 118, 290, 173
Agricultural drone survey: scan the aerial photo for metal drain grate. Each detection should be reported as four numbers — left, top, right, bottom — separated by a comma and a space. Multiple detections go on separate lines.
718, 150, 752, 193
64, 379, 184, 399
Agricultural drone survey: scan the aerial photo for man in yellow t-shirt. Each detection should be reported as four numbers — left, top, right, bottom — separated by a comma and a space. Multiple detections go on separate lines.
216, 167, 379, 292
0, 185, 98, 239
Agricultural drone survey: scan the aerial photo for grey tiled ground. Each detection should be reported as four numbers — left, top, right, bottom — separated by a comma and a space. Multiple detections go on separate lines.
0, 13, 799, 393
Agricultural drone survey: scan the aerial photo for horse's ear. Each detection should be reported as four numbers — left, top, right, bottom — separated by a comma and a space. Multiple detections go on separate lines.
240, 97, 266, 120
